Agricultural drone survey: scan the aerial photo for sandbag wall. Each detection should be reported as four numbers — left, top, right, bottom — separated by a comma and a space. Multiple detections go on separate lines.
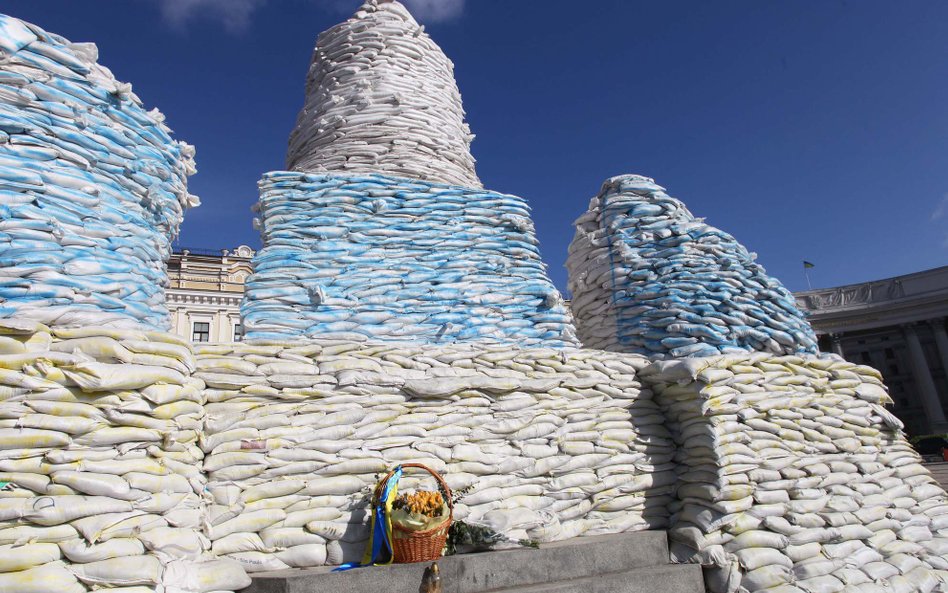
195, 341, 673, 572
643, 354, 948, 593
0, 14, 198, 331
567, 175, 818, 358
241, 172, 578, 348
286, 0, 480, 188
0, 320, 248, 593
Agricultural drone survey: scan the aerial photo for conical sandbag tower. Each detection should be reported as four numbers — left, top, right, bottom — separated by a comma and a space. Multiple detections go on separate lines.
241, 0, 578, 347
286, 0, 479, 188
567, 174, 819, 357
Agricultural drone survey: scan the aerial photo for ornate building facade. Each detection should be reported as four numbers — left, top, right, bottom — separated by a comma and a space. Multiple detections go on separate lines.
796, 266, 948, 437
166, 246, 254, 344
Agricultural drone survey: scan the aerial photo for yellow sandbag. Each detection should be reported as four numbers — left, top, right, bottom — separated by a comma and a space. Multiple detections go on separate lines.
62, 361, 187, 391
0, 542, 61, 572
0, 560, 85, 593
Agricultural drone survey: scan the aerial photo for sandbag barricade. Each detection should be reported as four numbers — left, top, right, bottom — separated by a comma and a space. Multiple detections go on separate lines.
286, 0, 480, 188
567, 175, 818, 358
643, 354, 948, 593
0, 14, 198, 331
240, 172, 579, 348
0, 320, 248, 593
196, 341, 672, 571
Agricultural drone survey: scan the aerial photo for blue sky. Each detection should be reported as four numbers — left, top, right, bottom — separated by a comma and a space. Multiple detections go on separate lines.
4, 0, 947, 294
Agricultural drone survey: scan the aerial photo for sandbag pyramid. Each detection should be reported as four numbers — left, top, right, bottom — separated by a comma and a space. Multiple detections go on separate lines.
567, 174, 819, 358
241, 0, 578, 347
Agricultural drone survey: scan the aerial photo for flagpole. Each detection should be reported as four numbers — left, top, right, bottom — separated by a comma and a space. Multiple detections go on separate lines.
804, 267, 812, 290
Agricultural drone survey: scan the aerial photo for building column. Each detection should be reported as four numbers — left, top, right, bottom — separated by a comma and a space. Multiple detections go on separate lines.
173, 303, 188, 340
216, 309, 229, 343
183, 313, 193, 342
830, 333, 845, 357
902, 323, 948, 433
930, 318, 948, 382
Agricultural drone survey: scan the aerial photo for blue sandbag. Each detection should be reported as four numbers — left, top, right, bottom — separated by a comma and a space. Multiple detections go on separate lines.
241, 172, 578, 348
567, 174, 819, 358
0, 13, 198, 330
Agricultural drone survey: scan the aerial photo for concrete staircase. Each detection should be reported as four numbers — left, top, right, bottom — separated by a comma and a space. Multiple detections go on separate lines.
241, 532, 704, 593
925, 462, 948, 491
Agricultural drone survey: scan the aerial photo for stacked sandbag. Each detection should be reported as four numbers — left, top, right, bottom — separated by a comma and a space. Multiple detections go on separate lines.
286, 0, 479, 188
643, 353, 948, 593
196, 340, 673, 571
567, 175, 818, 358
0, 14, 198, 331
241, 172, 578, 347
0, 319, 248, 593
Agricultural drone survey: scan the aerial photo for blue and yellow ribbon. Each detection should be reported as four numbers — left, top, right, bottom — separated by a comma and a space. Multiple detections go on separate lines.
334, 465, 403, 571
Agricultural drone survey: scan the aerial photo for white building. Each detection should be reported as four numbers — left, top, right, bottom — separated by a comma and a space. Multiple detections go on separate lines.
166, 246, 254, 344
796, 266, 948, 436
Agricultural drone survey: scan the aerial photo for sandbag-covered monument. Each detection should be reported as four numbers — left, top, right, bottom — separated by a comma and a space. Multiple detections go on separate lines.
0, 2, 947, 593
239, 0, 577, 347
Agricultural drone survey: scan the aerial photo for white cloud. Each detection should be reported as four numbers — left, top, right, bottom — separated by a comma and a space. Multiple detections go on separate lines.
156, 0, 267, 33
156, 0, 465, 32
321, 0, 466, 23
401, 0, 466, 22
934, 194, 948, 221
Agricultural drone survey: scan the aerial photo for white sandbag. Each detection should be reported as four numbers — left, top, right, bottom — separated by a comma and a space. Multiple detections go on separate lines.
0, 542, 61, 572
227, 551, 290, 573
51, 471, 131, 498
275, 543, 327, 567
59, 538, 145, 563
27, 495, 132, 526
70, 554, 162, 585
163, 559, 252, 593
0, 560, 85, 593
138, 526, 206, 559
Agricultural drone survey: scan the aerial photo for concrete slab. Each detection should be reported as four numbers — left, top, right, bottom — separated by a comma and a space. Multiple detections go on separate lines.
242, 531, 676, 593
490, 565, 705, 593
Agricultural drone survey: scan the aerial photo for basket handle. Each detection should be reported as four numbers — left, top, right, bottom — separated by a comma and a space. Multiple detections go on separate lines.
374, 463, 454, 510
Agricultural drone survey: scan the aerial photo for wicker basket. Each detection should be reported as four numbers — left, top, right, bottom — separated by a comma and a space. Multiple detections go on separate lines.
375, 463, 453, 564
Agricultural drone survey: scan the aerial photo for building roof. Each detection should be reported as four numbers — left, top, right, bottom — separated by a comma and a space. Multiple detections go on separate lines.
795, 266, 948, 334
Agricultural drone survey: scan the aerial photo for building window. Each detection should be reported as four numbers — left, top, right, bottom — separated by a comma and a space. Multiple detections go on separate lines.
234, 323, 244, 342
192, 322, 210, 343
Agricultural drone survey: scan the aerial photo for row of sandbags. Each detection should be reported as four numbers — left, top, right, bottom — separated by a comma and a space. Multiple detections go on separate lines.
0, 14, 198, 331
285, 0, 480, 188
0, 320, 248, 593
240, 172, 579, 347
4, 320, 948, 588
643, 354, 948, 593
566, 175, 818, 358
194, 340, 673, 572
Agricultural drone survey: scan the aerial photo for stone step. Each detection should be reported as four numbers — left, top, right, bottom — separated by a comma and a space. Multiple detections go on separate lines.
480, 565, 704, 593
243, 532, 678, 593
924, 462, 948, 491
